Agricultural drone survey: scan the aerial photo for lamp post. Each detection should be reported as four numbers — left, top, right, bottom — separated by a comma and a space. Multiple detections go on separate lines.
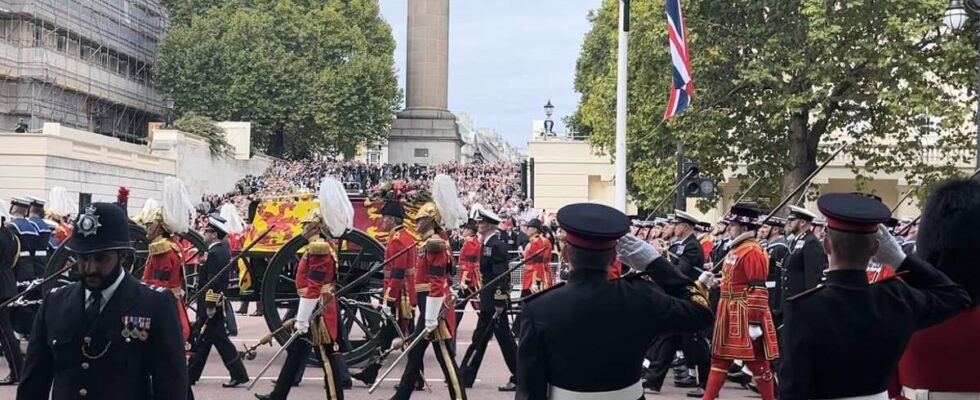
944, 0, 980, 168
543, 99, 555, 136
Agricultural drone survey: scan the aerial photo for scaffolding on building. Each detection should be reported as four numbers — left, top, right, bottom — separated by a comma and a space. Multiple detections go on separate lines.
0, 0, 168, 143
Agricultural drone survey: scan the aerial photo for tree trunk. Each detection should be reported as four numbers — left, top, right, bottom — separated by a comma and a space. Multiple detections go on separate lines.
268, 123, 285, 158
780, 111, 818, 214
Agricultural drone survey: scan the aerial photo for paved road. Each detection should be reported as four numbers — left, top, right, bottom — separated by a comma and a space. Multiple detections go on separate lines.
0, 303, 759, 399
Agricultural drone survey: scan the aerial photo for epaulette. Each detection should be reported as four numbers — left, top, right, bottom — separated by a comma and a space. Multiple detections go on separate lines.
149, 240, 173, 256
519, 282, 566, 303
308, 240, 330, 256
424, 238, 447, 252
787, 284, 825, 302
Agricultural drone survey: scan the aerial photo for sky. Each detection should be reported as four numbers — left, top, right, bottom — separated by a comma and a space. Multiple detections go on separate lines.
378, 0, 604, 149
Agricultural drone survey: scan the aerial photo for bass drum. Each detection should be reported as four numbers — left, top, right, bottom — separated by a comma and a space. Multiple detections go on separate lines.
261, 229, 386, 365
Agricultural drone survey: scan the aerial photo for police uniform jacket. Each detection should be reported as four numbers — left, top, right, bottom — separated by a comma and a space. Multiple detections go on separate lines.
765, 236, 790, 315
516, 257, 713, 400
671, 233, 706, 281
17, 273, 189, 400
780, 231, 827, 309
779, 256, 971, 400
0, 226, 19, 299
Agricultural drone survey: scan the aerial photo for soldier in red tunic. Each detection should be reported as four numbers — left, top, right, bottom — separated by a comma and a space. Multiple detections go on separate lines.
257, 177, 353, 400
140, 177, 195, 344
455, 220, 481, 327
388, 174, 468, 400
352, 200, 418, 386
700, 204, 778, 400
521, 219, 553, 295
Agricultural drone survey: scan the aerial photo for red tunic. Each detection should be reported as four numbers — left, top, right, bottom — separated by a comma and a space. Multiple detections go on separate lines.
383, 227, 418, 333
866, 262, 897, 283
296, 241, 340, 342
141, 237, 191, 341
414, 231, 456, 336
700, 235, 714, 261
522, 234, 553, 292
711, 237, 779, 360
458, 235, 482, 290
897, 308, 980, 394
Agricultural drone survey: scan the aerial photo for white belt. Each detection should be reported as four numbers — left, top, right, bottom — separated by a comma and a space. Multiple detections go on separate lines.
549, 381, 642, 400
34, 250, 47, 257
765, 281, 777, 289
903, 387, 980, 400
18, 251, 30, 257
826, 391, 888, 400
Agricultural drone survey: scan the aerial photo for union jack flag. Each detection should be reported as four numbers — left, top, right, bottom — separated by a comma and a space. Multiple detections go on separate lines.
663, 0, 693, 120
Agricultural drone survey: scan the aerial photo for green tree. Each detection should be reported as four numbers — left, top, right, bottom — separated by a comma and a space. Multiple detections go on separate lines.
155, 0, 401, 159
173, 112, 233, 158
572, 0, 977, 212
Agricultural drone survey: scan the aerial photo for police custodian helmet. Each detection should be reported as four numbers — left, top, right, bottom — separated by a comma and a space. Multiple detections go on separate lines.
65, 203, 133, 255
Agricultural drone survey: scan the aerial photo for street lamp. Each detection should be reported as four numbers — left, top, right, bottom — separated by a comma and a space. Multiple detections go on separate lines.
543, 99, 555, 136
943, 0, 980, 168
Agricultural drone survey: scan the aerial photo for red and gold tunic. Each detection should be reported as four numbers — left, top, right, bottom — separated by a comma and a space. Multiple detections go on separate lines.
53, 221, 72, 246
296, 240, 340, 344
142, 236, 191, 341
414, 231, 456, 338
383, 226, 418, 328
711, 236, 779, 360
458, 235, 482, 290
522, 234, 553, 292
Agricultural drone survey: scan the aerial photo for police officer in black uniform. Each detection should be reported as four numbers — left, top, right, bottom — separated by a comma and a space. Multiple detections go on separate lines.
188, 214, 249, 388
460, 207, 519, 391
516, 203, 713, 400
8, 197, 39, 337
779, 193, 971, 400
780, 206, 827, 310
0, 209, 24, 385
17, 202, 188, 400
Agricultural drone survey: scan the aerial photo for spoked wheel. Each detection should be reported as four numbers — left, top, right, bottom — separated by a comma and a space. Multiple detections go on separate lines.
261, 229, 386, 365
44, 223, 207, 296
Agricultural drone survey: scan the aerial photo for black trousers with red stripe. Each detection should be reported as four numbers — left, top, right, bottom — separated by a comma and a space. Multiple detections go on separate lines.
0, 304, 23, 381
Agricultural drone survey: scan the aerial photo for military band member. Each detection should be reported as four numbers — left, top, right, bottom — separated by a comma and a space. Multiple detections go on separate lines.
17, 203, 188, 400
460, 207, 520, 391
8, 197, 40, 337
779, 193, 971, 400
353, 200, 417, 386
758, 217, 789, 318
187, 215, 249, 388
896, 178, 980, 398
0, 208, 24, 385
454, 220, 481, 328
699, 204, 779, 400
516, 203, 713, 400
387, 174, 468, 400
257, 178, 351, 400
780, 206, 827, 309
521, 218, 554, 294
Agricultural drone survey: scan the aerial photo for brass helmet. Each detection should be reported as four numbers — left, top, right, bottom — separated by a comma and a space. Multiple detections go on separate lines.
414, 202, 441, 224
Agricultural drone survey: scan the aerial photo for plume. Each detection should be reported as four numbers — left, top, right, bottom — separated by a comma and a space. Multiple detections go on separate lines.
48, 186, 77, 217
162, 177, 194, 233
318, 177, 354, 238
432, 174, 467, 229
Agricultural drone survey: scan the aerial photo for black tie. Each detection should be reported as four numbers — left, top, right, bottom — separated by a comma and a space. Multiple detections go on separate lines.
86, 291, 103, 324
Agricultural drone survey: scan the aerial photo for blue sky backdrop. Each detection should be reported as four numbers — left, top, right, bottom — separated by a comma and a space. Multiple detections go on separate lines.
378, 0, 603, 148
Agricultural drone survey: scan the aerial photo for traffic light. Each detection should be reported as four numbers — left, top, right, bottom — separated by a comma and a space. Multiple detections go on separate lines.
680, 162, 717, 198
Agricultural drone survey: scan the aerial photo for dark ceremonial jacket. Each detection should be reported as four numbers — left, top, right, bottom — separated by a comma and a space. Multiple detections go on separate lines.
779, 257, 971, 400
480, 231, 511, 307
199, 240, 232, 297
8, 218, 39, 283
780, 231, 827, 309
0, 226, 19, 299
671, 233, 707, 281
765, 236, 790, 316
17, 273, 188, 400
516, 257, 714, 400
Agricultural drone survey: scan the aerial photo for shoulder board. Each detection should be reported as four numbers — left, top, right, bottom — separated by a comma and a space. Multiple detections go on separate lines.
149, 240, 173, 256
787, 284, 825, 302
308, 240, 331, 256
424, 238, 447, 252
873, 269, 909, 284
519, 281, 566, 303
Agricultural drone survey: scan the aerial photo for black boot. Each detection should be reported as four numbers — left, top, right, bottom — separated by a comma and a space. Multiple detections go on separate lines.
674, 375, 698, 388
351, 362, 381, 385
728, 370, 752, 388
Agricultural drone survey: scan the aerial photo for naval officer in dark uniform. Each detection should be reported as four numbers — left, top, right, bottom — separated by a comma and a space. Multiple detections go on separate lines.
780, 206, 827, 310
779, 193, 971, 400
8, 197, 40, 337
0, 210, 24, 385
516, 203, 713, 400
17, 202, 188, 400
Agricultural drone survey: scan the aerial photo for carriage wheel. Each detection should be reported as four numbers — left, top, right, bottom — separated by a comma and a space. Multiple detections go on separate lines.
44, 223, 207, 296
261, 229, 386, 366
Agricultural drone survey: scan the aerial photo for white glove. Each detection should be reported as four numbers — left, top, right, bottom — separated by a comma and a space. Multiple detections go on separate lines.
698, 271, 715, 285
424, 296, 444, 333
873, 224, 906, 268
617, 234, 661, 269
295, 297, 318, 335
749, 325, 763, 340
380, 304, 392, 318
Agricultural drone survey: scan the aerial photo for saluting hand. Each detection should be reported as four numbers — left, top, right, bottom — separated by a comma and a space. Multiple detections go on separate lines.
873, 224, 907, 268
617, 234, 661, 268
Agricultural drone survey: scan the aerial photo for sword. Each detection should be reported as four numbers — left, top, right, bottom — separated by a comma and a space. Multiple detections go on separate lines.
1, 261, 76, 309
246, 327, 303, 391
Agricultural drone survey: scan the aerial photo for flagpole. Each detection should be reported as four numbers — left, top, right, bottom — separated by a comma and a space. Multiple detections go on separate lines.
614, 0, 630, 212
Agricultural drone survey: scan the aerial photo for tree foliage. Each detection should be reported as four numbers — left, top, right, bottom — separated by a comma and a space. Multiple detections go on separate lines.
572, 0, 977, 212
156, 0, 401, 159
173, 112, 233, 158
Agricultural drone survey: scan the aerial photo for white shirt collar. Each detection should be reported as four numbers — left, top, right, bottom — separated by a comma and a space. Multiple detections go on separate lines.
208, 240, 221, 250
85, 269, 125, 312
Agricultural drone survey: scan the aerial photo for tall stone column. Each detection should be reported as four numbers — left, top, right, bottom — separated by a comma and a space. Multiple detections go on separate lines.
387, 0, 462, 165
